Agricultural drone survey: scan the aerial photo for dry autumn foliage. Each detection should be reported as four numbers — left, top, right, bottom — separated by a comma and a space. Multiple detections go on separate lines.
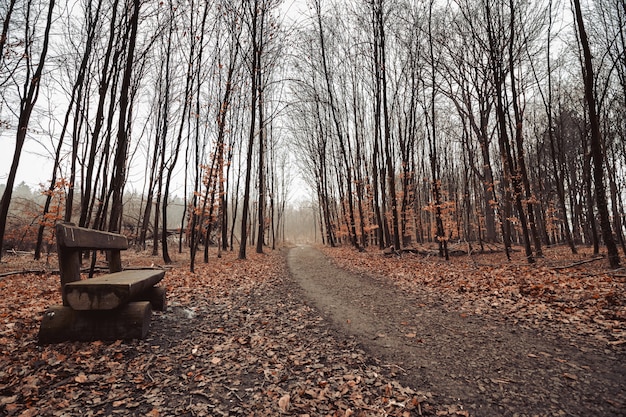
1, 243, 623, 416
321, 244, 626, 348
0, 248, 460, 416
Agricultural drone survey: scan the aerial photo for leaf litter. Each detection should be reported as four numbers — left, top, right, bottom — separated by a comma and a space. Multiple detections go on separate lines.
321, 245, 626, 348
0, 248, 449, 416
313, 244, 625, 416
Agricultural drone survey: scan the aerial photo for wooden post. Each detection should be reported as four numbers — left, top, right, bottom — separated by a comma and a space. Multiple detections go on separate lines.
56, 223, 81, 305
109, 250, 122, 273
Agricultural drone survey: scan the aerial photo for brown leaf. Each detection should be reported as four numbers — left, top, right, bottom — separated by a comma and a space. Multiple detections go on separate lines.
278, 394, 290, 412
563, 373, 578, 381
0, 395, 18, 405
74, 373, 88, 384
18, 409, 38, 417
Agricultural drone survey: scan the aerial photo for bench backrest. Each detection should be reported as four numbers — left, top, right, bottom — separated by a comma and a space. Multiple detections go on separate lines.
56, 223, 128, 251
56, 223, 128, 305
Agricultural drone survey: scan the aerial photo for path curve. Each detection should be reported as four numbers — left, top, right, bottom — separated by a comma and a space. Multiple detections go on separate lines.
287, 245, 625, 416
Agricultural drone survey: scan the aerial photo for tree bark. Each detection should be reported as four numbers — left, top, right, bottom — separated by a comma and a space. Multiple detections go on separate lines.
109, 0, 140, 233
572, 0, 621, 268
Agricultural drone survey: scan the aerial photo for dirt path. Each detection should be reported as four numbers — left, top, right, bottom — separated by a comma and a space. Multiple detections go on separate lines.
287, 245, 626, 417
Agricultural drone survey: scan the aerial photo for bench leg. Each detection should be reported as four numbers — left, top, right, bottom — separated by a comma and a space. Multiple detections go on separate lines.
133, 286, 167, 312
38, 301, 152, 344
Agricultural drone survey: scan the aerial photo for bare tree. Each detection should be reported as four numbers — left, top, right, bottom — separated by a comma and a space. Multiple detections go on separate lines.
108, 0, 140, 233
572, 0, 621, 268
34, 0, 105, 258
0, 0, 55, 261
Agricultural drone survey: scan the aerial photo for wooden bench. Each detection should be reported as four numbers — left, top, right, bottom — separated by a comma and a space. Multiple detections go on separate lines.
38, 223, 166, 344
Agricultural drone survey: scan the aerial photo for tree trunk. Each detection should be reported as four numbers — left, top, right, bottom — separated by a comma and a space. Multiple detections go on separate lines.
239, 0, 260, 260
376, 0, 401, 251
256, 38, 266, 254
573, 0, 621, 268
508, 0, 542, 258
109, 0, 140, 233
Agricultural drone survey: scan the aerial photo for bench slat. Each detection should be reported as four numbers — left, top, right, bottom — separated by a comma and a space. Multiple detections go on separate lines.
56, 223, 128, 250
64, 269, 165, 310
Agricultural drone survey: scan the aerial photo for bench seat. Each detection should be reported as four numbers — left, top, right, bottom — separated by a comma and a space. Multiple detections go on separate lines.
64, 269, 165, 310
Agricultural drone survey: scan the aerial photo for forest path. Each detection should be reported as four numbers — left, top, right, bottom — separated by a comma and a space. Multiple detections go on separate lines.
286, 245, 626, 417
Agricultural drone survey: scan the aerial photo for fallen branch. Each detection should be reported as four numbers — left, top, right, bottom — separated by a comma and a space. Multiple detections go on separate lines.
552, 256, 604, 270
0, 269, 50, 279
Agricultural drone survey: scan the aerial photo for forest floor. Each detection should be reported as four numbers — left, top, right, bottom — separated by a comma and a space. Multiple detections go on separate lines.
297, 245, 626, 416
0, 243, 624, 416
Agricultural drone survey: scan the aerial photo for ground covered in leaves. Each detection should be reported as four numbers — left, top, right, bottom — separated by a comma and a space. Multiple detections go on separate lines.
322, 244, 626, 349
298, 245, 626, 416
0, 244, 625, 416
1, 248, 441, 417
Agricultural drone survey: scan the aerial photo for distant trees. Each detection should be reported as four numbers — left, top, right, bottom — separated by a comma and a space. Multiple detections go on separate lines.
0, 0, 623, 269
289, 0, 623, 266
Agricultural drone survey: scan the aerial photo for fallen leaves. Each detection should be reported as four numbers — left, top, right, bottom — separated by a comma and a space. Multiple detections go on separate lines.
322, 245, 626, 349
563, 372, 578, 381
74, 373, 88, 384
5, 243, 620, 416
278, 393, 290, 412
0, 249, 446, 416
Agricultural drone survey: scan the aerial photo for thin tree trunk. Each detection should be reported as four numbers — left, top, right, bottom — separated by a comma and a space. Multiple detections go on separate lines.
239, 0, 260, 260
376, 0, 401, 251
315, 0, 357, 248
109, 0, 140, 233
508, 0, 542, 258
573, 0, 621, 268
256, 33, 266, 254
79, 0, 120, 229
